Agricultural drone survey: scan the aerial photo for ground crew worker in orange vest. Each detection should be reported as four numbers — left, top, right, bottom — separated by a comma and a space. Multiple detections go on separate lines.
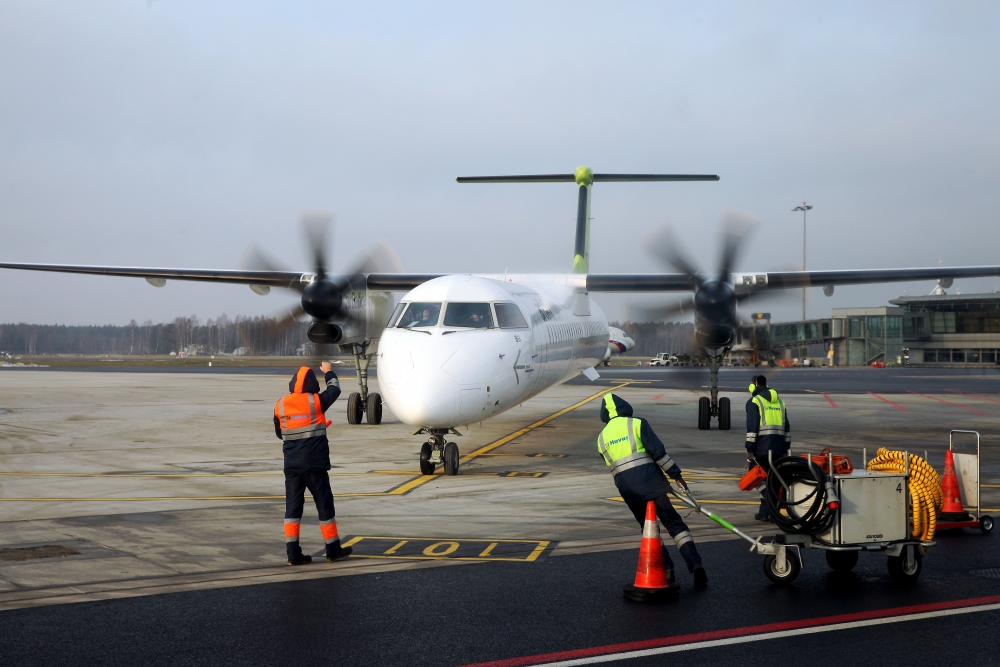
273, 362, 351, 565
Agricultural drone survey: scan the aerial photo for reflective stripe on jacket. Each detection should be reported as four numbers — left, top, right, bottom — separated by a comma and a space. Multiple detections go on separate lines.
598, 416, 658, 478
751, 389, 786, 439
746, 387, 790, 457
275, 392, 327, 441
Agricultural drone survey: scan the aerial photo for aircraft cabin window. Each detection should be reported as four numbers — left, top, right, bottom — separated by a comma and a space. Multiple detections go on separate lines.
386, 302, 406, 328
444, 302, 494, 329
397, 302, 442, 328
495, 302, 528, 329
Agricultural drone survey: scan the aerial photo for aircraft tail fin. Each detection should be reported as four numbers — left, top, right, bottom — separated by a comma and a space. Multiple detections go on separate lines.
456, 168, 719, 274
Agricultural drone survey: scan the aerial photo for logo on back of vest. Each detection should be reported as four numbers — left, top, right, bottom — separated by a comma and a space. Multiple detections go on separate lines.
608, 436, 629, 446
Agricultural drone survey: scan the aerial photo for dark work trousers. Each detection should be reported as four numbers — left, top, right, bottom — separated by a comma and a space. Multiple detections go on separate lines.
626, 493, 702, 573
284, 470, 337, 560
754, 450, 787, 518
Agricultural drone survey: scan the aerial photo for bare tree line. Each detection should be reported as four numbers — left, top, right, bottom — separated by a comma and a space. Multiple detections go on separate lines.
1, 315, 695, 358
0, 314, 311, 356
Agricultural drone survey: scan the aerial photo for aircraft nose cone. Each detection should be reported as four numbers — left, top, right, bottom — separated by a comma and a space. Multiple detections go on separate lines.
379, 333, 493, 428
386, 370, 463, 427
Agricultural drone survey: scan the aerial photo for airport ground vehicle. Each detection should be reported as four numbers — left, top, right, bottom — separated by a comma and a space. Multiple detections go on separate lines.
649, 353, 677, 366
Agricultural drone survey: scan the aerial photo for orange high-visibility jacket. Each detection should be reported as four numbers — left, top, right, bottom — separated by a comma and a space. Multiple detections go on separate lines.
274, 369, 328, 441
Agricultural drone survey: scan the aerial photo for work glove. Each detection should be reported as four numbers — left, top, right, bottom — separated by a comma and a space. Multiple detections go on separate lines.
746, 450, 756, 464
675, 476, 690, 493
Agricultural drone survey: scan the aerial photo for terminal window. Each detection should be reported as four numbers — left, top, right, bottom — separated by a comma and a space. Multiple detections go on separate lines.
924, 349, 999, 363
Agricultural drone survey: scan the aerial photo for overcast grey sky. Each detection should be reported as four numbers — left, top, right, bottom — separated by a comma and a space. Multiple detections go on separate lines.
1, 1, 998, 325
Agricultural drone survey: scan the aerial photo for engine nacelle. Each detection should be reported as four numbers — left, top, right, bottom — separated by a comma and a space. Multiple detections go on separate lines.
307, 321, 344, 344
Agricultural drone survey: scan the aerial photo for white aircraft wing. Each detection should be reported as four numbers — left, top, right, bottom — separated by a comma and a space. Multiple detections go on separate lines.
585, 266, 1000, 292
0, 262, 444, 293
1, 262, 999, 293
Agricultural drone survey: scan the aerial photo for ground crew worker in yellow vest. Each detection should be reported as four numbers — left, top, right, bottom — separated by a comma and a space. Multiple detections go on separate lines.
598, 393, 708, 588
745, 375, 790, 522
273, 362, 352, 565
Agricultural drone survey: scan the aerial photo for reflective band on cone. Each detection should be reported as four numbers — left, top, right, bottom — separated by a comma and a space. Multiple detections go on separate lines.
623, 500, 679, 603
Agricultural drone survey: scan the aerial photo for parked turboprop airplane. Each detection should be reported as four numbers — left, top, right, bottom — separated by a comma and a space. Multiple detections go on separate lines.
602, 326, 635, 365
4, 165, 1000, 474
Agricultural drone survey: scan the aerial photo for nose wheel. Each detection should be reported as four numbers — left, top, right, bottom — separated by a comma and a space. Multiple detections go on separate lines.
419, 432, 460, 476
697, 348, 732, 430
344, 342, 383, 425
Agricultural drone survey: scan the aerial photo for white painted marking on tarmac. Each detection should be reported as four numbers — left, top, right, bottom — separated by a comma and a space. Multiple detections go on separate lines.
526, 603, 1000, 666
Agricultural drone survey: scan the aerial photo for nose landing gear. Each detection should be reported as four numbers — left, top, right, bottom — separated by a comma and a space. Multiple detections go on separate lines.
698, 347, 732, 430
344, 342, 383, 425
418, 429, 461, 476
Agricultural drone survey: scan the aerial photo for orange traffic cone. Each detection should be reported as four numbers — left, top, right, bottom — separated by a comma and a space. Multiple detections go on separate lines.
940, 449, 969, 520
623, 501, 680, 602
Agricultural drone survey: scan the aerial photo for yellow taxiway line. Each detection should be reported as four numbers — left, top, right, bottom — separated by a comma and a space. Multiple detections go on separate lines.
458, 383, 633, 464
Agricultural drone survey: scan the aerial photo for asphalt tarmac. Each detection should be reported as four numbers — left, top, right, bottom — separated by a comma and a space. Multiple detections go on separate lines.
1, 530, 997, 667
1, 366, 998, 665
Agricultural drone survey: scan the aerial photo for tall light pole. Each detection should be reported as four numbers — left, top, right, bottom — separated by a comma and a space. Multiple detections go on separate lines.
792, 202, 812, 320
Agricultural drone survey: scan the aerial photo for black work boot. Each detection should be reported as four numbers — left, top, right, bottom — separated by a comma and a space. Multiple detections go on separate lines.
326, 545, 353, 563
287, 554, 313, 566
693, 564, 708, 588
665, 568, 676, 585
754, 512, 770, 522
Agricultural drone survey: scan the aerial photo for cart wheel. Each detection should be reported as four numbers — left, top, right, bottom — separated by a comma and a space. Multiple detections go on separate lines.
419, 443, 435, 476
763, 553, 800, 585
980, 515, 994, 533
825, 550, 858, 572
887, 548, 922, 584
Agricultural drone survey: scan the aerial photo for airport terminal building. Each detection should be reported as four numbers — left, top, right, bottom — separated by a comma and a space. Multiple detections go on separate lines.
754, 292, 1000, 367
892, 292, 1000, 366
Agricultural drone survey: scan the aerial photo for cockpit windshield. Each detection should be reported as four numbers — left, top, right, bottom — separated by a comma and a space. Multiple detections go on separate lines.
494, 302, 528, 329
396, 302, 442, 328
444, 302, 494, 329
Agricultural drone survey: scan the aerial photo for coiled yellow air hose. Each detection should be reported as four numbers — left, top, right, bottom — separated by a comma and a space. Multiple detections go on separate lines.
866, 448, 943, 541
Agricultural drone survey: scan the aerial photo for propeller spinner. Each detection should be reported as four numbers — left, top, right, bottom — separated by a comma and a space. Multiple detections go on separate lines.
629, 210, 777, 348
240, 213, 402, 345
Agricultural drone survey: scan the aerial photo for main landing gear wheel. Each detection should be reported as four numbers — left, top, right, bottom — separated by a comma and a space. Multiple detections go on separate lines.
980, 515, 994, 533
365, 393, 382, 425
763, 553, 801, 585
346, 392, 363, 425
698, 397, 711, 430
826, 550, 858, 572
419, 443, 435, 475
887, 547, 922, 584
718, 396, 731, 430
444, 442, 460, 476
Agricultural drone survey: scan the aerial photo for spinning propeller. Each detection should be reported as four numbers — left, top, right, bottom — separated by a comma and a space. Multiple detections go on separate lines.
240, 212, 402, 345
628, 211, 782, 346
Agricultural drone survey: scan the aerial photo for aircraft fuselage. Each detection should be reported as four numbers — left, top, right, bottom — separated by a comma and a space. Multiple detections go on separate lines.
378, 274, 608, 429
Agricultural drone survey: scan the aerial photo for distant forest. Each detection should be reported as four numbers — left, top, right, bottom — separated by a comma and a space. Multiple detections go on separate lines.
0, 315, 695, 357
0, 315, 311, 356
